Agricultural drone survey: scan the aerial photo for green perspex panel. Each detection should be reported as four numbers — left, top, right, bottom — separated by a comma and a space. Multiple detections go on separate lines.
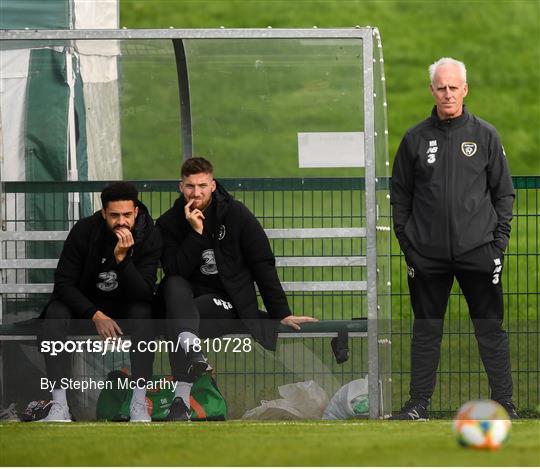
0, 0, 70, 29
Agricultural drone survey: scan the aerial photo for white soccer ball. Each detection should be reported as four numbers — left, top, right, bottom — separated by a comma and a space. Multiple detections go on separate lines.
453, 400, 511, 450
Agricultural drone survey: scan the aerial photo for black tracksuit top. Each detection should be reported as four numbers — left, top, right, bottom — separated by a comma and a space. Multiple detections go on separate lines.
391, 106, 514, 261
156, 181, 292, 350
49, 202, 162, 318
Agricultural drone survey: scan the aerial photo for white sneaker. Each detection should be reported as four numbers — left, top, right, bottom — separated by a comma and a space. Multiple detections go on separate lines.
36, 401, 72, 422
130, 401, 151, 423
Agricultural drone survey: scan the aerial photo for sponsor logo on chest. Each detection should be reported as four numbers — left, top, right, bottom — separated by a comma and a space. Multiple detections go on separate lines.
201, 249, 219, 275
426, 140, 438, 164
96, 271, 118, 292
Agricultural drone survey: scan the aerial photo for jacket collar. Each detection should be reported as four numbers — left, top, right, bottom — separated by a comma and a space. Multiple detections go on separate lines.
430, 105, 470, 129
131, 201, 152, 243
213, 180, 232, 222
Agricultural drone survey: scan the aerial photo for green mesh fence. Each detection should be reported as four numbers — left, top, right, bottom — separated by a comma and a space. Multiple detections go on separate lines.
1, 176, 538, 416
390, 176, 539, 415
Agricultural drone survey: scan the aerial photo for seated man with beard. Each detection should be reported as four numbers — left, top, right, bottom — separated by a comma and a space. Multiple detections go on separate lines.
36, 182, 161, 422
156, 157, 316, 420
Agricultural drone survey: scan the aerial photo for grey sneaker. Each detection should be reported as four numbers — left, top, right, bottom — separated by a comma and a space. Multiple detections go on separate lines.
130, 401, 151, 423
0, 403, 20, 422
36, 401, 72, 422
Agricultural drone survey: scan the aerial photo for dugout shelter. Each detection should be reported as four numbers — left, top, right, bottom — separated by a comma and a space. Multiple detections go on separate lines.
0, 21, 392, 419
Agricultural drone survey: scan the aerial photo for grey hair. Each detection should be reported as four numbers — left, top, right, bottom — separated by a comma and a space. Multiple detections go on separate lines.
429, 57, 467, 83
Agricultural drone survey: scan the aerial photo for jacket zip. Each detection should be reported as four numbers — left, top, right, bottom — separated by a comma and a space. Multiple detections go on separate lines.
445, 126, 454, 260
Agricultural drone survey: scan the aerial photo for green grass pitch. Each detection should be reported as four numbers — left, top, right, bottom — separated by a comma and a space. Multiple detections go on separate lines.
1, 420, 539, 466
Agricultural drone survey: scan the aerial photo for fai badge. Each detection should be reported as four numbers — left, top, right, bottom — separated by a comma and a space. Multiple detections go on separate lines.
218, 225, 226, 240
407, 266, 415, 278
461, 142, 477, 157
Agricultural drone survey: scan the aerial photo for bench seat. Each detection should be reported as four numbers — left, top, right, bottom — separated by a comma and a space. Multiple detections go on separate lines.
0, 318, 367, 340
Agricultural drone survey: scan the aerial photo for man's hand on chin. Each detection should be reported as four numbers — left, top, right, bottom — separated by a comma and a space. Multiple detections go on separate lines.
113, 227, 134, 263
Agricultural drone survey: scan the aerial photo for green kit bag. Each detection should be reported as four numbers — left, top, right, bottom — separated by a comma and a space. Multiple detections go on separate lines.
96, 369, 227, 421
95, 368, 132, 421
189, 374, 227, 421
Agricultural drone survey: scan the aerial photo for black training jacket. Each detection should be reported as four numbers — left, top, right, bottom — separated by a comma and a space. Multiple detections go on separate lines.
47, 202, 162, 318
156, 181, 291, 351
391, 106, 514, 261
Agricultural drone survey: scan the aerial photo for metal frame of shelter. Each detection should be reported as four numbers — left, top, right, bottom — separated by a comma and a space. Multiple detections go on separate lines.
0, 28, 390, 419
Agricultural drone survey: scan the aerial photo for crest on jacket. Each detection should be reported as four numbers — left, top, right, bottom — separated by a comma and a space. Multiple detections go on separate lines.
461, 142, 477, 157
218, 225, 226, 241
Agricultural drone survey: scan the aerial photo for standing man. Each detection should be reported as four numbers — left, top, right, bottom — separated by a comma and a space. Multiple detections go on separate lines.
390, 57, 518, 420
36, 182, 161, 422
156, 157, 316, 420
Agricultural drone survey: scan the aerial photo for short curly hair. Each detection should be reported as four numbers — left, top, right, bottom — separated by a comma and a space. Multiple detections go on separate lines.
100, 181, 138, 209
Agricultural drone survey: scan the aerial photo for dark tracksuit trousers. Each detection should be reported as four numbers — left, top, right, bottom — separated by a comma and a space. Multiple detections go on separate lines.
405, 242, 513, 405
160, 276, 249, 383
41, 298, 155, 387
